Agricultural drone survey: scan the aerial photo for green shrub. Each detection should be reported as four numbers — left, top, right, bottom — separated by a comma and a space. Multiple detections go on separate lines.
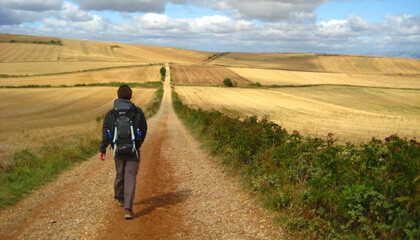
160, 66, 166, 81
110, 45, 120, 50
223, 78, 233, 87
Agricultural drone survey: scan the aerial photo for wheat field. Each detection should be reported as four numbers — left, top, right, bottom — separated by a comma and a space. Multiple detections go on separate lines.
0, 87, 155, 168
0, 66, 162, 86
0, 33, 212, 65
172, 65, 252, 85
229, 67, 420, 88
0, 61, 149, 76
210, 52, 420, 74
175, 86, 420, 144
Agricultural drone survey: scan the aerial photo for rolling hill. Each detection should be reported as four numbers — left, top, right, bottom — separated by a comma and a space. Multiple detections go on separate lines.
206, 52, 420, 75
0, 33, 213, 65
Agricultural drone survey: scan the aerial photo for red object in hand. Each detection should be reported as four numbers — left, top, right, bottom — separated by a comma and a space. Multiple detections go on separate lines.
99, 152, 106, 161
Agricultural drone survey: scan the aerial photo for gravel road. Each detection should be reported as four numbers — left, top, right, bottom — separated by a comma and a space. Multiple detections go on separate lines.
0, 63, 284, 239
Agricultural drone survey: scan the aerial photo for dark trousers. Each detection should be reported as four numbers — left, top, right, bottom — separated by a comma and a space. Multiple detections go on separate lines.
114, 152, 140, 210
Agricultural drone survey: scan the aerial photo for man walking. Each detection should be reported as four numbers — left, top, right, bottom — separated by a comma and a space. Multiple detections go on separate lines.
99, 85, 147, 219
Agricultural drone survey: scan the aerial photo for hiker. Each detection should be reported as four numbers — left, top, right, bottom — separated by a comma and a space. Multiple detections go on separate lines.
98, 85, 147, 219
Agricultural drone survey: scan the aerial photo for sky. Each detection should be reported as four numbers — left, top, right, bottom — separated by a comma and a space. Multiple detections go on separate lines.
0, 0, 419, 58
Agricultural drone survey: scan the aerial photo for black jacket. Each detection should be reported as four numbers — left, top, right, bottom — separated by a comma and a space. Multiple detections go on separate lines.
100, 99, 148, 154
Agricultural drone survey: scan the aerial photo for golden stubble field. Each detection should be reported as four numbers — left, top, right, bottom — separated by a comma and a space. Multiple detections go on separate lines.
175, 85, 420, 144
0, 66, 162, 86
0, 33, 212, 66
172, 65, 252, 85
228, 67, 420, 89
0, 87, 155, 168
209, 52, 420, 74
0, 62, 149, 76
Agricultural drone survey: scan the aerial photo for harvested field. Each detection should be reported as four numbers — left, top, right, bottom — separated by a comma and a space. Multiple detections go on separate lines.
0, 66, 161, 86
175, 86, 420, 144
210, 52, 420, 74
172, 65, 252, 85
0, 43, 62, 62
0, 33, 213, 64
110, 44, 213, 65
0, 33, 61, 43
0, 87, 155, 168
0, 62, 149, 76
229, 67, 420, 89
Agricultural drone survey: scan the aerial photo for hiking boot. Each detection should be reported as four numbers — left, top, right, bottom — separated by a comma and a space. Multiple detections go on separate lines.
124, 209, 134, 220
117, 199, 124, 207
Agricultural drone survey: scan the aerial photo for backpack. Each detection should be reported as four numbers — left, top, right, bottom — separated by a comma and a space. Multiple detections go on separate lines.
109, 99, 142, 158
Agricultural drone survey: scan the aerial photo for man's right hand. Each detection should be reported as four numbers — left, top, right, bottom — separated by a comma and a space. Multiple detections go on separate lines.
99, 152, 106, 161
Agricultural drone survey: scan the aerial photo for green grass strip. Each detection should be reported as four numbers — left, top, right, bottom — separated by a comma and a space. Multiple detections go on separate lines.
0, 134, 99, 208
144, 86, 164, 118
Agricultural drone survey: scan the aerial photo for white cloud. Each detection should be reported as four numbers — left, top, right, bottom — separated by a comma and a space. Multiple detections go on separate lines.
72, 0, 329, 22
317, 19, 351, 37
60, 2, 92, 22
135, 13, 180, 30
193, 0, 328, 22
347, 15, 372, 32
189, 15, 240, 33
383, 14, 420, 36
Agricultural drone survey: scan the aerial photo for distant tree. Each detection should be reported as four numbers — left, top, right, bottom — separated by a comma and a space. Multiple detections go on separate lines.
160, 66, 166, 81
223, 78, 233, 87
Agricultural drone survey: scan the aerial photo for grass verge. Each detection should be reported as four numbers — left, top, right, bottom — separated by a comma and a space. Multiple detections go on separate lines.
172, 88, 420, 239
0, 131, 99, 208
144, 86, 164, 118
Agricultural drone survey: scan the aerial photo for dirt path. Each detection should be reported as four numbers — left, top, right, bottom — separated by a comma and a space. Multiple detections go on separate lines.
0, 63, 284, 239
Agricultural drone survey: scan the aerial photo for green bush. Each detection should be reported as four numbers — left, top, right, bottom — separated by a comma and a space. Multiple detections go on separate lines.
160, 66, 166, 81
223, 78, 233, 87
172, 89, 420, 239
